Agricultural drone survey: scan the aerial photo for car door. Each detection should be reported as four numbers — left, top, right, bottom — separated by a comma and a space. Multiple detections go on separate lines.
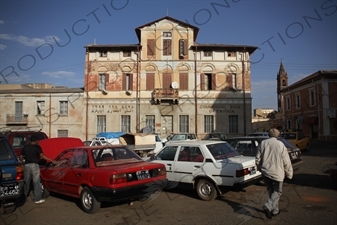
297, 133, 306, 150
62, 149, 89, 197
153, 146, 179, 181
172, 146, 205, 184
42, 150, 74, 193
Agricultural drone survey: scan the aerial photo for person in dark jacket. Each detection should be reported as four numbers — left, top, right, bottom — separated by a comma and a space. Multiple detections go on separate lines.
19, 135, 55, 204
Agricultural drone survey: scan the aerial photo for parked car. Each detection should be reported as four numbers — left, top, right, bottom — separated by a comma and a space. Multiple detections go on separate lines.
38, 137, 167, 214
3, 130, 48, 157
0, 134, 24, 214
246, 132, 269, 137
162, 133, 197, 144
202, 132, 227, 141
224, 136, 303, 170
280, 131, 310, 151
148, 140, 262, 201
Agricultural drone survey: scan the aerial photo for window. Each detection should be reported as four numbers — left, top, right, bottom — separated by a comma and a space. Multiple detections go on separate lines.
100, 51, 107, 57
179, 115, 189, 133
121, 115, 131, 132
179, 39, 187, 57
155, 146, 178, 161
37, 101, 45, 115
201, 73, 216, 90
147, 39, 155, 56
179, 73, 188, 90
309, 89, 316, 106
99, 74, 108, 91
232, 73, 237, 89
146, 115, 155, 130
295, 93, 301, 109
204, 115, 214, 133
60, 101, 68, 115
286, 96, 291, 110
15, 101, 23, 122
204, 51, 212, 57
287, 120, 291, 130
97, 115, 106, 133
229, 115, 238, 133
123, 51, 131, 57
57, 130, 68, 137
123, 73, 133, 91
163, 32, 172, 37
146, 73, 155, 91
163, 39, 172, 55
228, 51, 236, 57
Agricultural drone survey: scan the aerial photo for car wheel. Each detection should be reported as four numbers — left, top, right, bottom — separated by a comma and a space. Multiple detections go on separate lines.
40, 180, 50, 198
80, 187, 101, 214
196, 179, 217, 201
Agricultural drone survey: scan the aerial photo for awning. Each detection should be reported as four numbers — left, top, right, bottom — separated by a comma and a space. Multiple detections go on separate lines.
305, 116, 318, 125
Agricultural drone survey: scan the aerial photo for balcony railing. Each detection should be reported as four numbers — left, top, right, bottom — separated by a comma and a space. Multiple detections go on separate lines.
6, 114, 28, 124
152, 88, 179, 105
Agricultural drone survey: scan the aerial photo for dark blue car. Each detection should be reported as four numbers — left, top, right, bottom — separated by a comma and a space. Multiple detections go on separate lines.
0, 134, 24, 214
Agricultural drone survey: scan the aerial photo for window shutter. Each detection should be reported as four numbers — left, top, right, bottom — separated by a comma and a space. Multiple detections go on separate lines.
227, 73, 232, 89
211, 74, 216, 90
122, 73, 126, 90
146, 73, 155, 90
129, 73, 134, 91
179, 73, 188, 90
147, 39, 155, 56
184, 39, 188, 57
200, 73, 205, 90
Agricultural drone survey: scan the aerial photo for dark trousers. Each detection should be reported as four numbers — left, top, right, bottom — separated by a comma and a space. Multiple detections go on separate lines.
263, 176, 283, 214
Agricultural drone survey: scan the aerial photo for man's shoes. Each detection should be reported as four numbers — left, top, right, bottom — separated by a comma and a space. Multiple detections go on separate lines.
272, 211, 280, 217
34, 199, 45, 204
262, 205, 272, 219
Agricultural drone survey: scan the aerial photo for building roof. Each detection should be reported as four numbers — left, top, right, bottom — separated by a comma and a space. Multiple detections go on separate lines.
135, 16, 200, 42
190, 43, 258, 54
281, 70, 337, 91
84, 44, 140, 49
0, 87, 84, 94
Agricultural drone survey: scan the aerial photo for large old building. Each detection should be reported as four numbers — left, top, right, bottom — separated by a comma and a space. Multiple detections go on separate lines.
83, 16, 257, 140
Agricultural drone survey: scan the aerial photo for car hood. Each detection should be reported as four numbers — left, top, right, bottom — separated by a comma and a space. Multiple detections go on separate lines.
39, 137, 84, 160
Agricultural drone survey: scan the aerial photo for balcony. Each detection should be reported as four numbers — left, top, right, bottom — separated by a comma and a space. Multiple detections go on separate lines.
6, 114, 28, 125
152, 88, 179, 105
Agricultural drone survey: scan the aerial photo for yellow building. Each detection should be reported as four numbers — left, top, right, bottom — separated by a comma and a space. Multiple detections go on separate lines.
83, 16, 258, 140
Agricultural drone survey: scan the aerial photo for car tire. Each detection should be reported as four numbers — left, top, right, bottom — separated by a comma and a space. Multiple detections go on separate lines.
80, 187, 101, 214
40, 180, 50, 198
196, 179, 217, 201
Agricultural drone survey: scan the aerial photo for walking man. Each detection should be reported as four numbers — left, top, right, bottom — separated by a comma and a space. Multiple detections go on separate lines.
255, 128, 293, 219
20, 135, 55, 204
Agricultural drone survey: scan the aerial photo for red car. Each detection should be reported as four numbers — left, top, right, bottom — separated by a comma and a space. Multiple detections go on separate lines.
38, 137, 167, 214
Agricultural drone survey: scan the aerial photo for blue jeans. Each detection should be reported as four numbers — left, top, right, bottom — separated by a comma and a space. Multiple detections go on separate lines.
263, 176, 283, 214
24, 163, 42, 202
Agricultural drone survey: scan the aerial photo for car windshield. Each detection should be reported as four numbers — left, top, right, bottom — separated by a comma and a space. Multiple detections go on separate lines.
92, 147, 142, 166
281, 133, 296, 139
206, 142, 239, 159
171, 134, 187, 141
0, 136, 14, 160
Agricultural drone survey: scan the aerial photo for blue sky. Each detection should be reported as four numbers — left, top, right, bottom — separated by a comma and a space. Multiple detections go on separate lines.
1, 0, 336, 111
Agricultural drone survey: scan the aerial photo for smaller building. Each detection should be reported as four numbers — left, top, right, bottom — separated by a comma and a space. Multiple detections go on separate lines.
280, 70, 337, 140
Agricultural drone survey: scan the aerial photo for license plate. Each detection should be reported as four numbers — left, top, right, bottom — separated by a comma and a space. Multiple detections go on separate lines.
136, 170, 150, 180
250, 167, 256, 175
0, 183, 20, 197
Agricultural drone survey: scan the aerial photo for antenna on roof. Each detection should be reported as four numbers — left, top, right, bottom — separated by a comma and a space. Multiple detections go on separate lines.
167, 8, 169, 16
94, 38, 96, 44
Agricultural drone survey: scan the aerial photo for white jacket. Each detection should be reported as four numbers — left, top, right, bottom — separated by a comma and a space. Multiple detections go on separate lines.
255, 137, 293, 181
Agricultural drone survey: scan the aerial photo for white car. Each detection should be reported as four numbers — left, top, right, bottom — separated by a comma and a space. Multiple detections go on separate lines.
148, 140, 262, 201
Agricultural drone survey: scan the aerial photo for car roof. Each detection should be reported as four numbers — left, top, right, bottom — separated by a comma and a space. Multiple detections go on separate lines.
164, 140, 226, 146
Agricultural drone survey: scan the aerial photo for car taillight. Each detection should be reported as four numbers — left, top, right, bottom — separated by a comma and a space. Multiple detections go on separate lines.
16, 165, 24, 180
153, 167, 166, 177
109, 174, 127, 184
236, 168, 249, 177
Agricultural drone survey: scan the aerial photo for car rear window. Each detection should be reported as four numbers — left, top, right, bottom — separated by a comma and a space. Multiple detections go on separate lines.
93, 147, 142, 166
206, 143, 239, 159
0, 137, 14, 160
282, 133, 296, 139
